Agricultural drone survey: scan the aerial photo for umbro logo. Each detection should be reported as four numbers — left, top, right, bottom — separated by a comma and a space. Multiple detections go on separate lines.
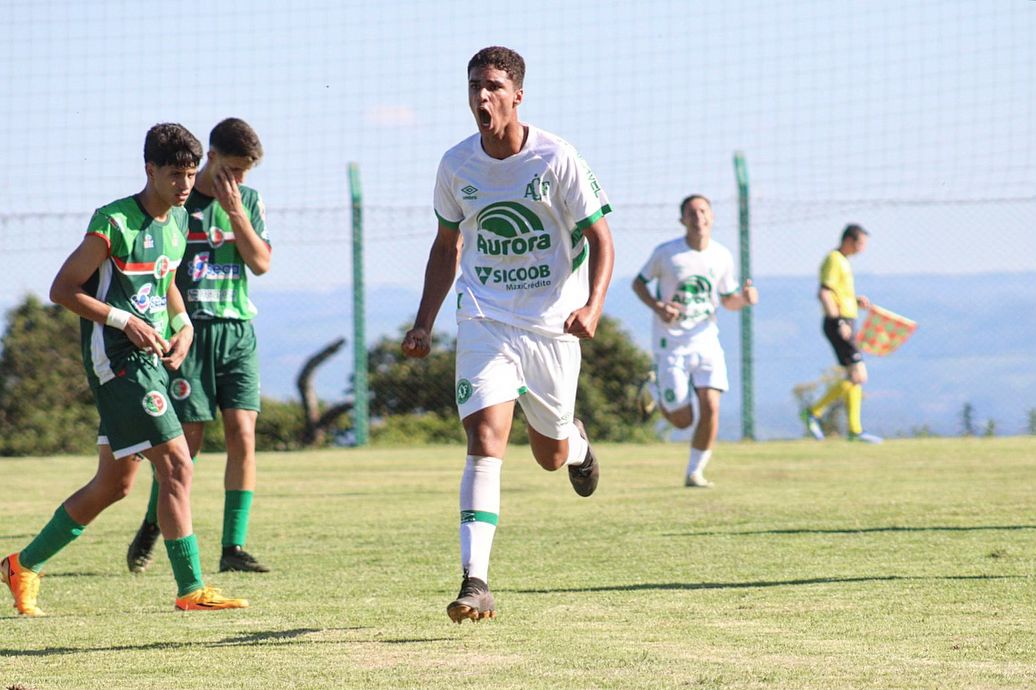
461, 185, 478, 199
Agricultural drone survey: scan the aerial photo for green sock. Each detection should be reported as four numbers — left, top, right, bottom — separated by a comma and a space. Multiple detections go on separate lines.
222, 490, 254, 548
145, 455, 197, 526
19, 505, 85, 573
164, 535, 204, 597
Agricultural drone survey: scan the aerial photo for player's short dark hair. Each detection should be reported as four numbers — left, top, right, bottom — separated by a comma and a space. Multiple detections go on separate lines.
209, 118, 263, 163
468, 46, 525, 88
841, 224, 869, 243
144, 123, 202, 168
679, 194, 711, 216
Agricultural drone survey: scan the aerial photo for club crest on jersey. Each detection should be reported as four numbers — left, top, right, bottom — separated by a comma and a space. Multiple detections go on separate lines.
170, 378, 192, 401
142, 390, 168, 417
475, 202, 550, 256
523, 174, 551, 201
208, 227, 225, 248
153, 255, 172, 279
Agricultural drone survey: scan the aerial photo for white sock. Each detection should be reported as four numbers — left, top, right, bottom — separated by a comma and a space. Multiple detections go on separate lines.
459, 455, 501, 583
686, 448, 712, 480
563, 424, 589, 466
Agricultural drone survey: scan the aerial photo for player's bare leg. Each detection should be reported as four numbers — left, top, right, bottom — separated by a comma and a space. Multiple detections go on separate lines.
685, 388, 721, 488
128, 422, 202, 573
220, 409, 268, 572
447, 404, 513, 623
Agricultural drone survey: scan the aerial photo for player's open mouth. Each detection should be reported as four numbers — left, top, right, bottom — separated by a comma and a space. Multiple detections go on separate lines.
478, 108, 491, 127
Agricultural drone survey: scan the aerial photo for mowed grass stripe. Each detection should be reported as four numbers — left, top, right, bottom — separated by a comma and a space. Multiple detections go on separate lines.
1, 437, 1034, 689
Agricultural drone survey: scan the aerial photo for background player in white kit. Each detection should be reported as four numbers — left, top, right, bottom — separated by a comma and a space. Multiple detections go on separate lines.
632, 195, 757, 487
401, 46, 615, 624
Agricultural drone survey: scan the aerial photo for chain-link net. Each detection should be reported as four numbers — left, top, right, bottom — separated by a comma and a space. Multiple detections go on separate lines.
1, 1, 1033, 441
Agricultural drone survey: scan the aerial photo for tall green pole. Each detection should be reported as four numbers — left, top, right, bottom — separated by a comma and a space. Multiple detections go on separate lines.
733, 151, 755, 440
349, 162, 369, 446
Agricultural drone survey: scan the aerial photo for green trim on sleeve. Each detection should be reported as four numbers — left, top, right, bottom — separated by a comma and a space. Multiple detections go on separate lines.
636, 274, 650, 284
574, 207, 606, 231
435, 211, 461, 230
570, 204, 612, 246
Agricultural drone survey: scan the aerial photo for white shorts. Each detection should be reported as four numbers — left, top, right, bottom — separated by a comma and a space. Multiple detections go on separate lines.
655, 343, 729, 412
455, 318, 580, 440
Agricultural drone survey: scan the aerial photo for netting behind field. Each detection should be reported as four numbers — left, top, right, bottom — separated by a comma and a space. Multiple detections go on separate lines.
1, 1, 1034, 440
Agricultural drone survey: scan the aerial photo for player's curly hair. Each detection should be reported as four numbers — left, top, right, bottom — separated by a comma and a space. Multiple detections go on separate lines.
468, 46, 525, 88
210, 117, 264, 164
143, 123, 203, 168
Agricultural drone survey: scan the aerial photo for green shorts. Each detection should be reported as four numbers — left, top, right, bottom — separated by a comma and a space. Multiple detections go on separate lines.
95, 352, 183, 459
169, 319, 261, 423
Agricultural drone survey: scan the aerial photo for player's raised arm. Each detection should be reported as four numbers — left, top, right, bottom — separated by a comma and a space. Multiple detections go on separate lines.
402, 221, 463, 358
213, 167, 271, 275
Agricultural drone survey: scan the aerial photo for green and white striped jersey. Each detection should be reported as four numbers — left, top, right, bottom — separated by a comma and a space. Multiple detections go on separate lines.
80, 196, 187, 387
178, 186, 269, 320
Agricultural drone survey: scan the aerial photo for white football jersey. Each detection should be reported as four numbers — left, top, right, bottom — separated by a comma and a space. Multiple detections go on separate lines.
434, 125, 611, 337
637, 237, 739, 352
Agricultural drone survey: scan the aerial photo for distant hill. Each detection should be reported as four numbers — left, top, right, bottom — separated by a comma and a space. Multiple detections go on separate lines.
252, 271, 1036, 439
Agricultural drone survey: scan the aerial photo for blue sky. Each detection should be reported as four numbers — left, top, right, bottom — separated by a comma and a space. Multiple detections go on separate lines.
1, 0, 1033, 301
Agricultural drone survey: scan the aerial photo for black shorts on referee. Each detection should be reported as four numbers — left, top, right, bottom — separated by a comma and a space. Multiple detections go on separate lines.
823, 317, 863, 367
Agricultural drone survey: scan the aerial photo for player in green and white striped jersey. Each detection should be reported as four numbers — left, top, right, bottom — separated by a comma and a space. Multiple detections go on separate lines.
127, 118, 273, 575
1, 124, 248, 615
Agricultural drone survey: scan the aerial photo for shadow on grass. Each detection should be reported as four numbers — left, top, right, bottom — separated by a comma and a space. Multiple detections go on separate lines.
0, 627, 369, 657
667, 524, 1036, 537
512, 574, 1022, 595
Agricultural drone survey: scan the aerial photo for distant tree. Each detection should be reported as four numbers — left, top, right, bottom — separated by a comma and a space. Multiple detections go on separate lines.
368, 327, 455, 418
1028, 409, 1036, 436
983, 419, 996, 437
959, 402, 977, 437
0, 295, 96, 455
576, 315, 655, 442
909, 425, 938, 438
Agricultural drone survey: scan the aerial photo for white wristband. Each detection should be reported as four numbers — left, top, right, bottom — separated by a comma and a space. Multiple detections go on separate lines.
170, 312, 192, 334
105, 307, 131, 331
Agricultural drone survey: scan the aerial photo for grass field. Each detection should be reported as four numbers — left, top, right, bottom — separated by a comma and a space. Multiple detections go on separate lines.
2, 437, 1035, 689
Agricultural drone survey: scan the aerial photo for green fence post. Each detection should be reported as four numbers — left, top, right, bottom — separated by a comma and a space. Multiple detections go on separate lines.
349, 162, 369, 446
733, 151, 754, 440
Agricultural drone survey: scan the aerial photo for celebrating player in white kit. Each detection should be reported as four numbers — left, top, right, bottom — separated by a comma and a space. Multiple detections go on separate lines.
633, 195, 757, 487
402, 46, 615, 624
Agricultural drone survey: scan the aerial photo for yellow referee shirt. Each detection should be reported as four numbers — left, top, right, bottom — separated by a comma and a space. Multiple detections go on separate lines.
819, 250, 857, 319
